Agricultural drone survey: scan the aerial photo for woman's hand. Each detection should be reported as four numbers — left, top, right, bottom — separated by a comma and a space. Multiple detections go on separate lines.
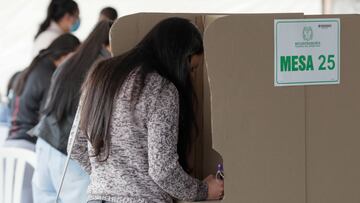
204, 175, 224, 200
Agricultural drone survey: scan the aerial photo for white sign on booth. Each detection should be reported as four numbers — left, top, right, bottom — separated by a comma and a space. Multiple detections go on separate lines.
274, 18, 340, 86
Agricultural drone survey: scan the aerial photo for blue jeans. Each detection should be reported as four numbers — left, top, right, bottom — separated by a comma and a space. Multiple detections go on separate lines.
32, 138, 90, 203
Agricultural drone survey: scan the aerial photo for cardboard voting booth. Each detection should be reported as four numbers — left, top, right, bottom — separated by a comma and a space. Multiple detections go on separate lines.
110, 13, 360, 203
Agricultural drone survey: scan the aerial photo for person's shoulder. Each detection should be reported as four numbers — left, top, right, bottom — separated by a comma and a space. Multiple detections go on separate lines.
38, 58, 55, 72
36, 23, 62, 41
27, 59, 55, 86
33, 31, 61, 54
145, 72, 178, 98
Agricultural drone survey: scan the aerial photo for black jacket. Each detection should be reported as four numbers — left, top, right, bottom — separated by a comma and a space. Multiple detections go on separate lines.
31, 49, 111, 154
8, 58, 56, 143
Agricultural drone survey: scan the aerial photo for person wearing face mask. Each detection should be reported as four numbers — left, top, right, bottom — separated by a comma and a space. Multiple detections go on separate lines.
33, 0, 80, 57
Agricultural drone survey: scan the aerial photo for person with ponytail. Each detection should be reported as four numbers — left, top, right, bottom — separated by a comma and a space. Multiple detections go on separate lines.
30, 20, 113, 203
99, 7, 118, 21
33, 0, 80, 56
69, 17, 224, 203
4, 33, 80, 203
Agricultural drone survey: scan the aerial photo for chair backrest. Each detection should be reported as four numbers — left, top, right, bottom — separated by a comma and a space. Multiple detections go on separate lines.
0, 148, 36, 203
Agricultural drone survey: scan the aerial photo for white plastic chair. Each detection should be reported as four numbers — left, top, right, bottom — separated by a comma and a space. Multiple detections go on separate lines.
0, 148, 36, 203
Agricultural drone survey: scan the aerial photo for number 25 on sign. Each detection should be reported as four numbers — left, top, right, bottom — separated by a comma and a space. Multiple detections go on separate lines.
280, 54, 336, 72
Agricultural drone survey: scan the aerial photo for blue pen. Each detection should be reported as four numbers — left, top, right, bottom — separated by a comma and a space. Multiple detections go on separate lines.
216, 164, 224, 180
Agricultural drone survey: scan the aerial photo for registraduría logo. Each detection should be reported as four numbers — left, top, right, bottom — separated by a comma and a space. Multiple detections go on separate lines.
303, 26, 313, 41
295, 26, 319, 48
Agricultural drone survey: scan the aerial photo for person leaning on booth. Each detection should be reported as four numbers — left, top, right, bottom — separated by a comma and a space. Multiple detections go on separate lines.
33, 0, 80, 56
69, 17, 224, 203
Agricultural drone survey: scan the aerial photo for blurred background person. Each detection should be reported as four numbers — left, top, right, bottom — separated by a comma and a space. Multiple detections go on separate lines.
99, 6, 118, 21
6, 71, 22, 108
0, 93, 10, 126
31, 20, 113, 203
33, 0, 80, 56
0, 91, 9, 145
0, 71, 20, 145
0, 71, 21, 134
5, 33, 80, 203
8, 33, 80, 148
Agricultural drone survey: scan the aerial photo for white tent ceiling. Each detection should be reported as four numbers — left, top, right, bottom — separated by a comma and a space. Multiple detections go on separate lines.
0, 0, 323, 96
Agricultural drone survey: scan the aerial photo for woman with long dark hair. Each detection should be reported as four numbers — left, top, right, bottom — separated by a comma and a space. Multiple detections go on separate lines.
31, 20, 113, 203
70, 17, 224, 203
5, 33, 80, 203
8, 33, 80, 146
33, 0, 80, 56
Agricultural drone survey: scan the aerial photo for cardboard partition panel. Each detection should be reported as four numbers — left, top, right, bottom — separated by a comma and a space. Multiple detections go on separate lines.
205, 14, 360, 203
303, 15, 360, 203
204, 14, 305, 203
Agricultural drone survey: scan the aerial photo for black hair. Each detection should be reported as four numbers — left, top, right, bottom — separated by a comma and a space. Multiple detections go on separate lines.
35, 0, 79, 39
14, 34, 80, 96
80, 17, 203, 171
100, 7, 118, 21
43, 20, 113, 123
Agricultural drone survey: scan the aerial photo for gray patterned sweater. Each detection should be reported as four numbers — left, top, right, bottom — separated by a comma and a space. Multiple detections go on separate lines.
68, 70, 208, 203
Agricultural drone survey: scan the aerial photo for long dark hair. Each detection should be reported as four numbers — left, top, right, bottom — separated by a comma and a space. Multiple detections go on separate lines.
80, 17, 203, 171
7, 71, 21, 96
35, 0, 79, 39
43, 20, 113, 123
14, 34, 80, 96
